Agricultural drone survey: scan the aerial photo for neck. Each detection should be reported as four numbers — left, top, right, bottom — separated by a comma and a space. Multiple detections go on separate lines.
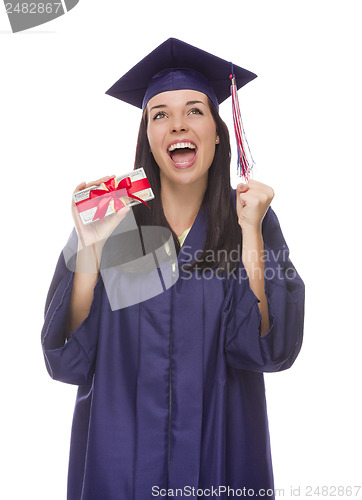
160, 174, 207, 236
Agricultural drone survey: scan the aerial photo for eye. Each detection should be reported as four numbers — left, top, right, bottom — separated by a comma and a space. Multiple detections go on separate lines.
188, 107, 203, 116
152, 111, 168, 120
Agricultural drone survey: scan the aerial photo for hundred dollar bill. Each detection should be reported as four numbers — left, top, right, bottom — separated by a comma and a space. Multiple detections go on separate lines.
73, 168, 154, 225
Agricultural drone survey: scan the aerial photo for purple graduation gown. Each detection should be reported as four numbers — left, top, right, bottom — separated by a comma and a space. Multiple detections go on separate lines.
41, 194, 304, 500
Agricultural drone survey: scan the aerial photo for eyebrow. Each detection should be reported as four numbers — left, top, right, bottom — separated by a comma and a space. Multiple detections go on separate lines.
186, 100, 206, 106
149, 100, 206, 112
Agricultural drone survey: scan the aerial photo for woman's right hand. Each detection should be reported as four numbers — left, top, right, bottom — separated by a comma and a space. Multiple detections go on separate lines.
72, 175, 131, 252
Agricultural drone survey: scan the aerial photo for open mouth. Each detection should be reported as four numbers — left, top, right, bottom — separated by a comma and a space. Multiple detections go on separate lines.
167, 141, 197, 169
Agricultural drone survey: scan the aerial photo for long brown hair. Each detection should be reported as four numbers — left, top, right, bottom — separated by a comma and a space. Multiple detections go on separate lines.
131, 99, 241, 274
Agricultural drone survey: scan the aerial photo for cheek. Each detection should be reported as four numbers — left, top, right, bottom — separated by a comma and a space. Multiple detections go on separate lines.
202, 125, 218, 155
146, 128, 153, 149
147, 129, 167, 168
201, 120, 217, 143
147, 126, 163, 153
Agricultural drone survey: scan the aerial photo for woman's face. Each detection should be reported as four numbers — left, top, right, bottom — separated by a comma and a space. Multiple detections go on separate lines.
146, 89, 219, 187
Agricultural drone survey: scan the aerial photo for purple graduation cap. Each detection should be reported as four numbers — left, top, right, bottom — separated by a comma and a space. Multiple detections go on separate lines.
106, 38, 257, 179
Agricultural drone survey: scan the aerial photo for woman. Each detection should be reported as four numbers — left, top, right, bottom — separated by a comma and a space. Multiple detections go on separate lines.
42, 39, 304, 500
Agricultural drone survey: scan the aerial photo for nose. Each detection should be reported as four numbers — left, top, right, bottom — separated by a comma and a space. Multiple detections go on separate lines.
169, 114, 188, 133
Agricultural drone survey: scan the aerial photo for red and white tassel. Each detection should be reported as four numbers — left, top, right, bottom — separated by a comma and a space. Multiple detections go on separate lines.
230, 73, 254, 181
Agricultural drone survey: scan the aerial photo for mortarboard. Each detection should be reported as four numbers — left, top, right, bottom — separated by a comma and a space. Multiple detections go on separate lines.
106, 38, 257, 179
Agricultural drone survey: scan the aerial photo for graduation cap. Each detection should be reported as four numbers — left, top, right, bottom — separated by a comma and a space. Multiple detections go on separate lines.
106, 38, 257, 179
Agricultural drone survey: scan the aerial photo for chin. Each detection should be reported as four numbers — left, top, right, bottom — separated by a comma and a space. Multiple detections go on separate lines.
157, 156, 210, 187
172, 170, 208, 188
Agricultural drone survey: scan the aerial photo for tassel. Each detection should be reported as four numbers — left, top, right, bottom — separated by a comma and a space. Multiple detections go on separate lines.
230, 72, 255, 180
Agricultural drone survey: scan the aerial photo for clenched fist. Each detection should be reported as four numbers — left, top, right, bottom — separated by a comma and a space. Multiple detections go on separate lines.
236, 180, 274, 230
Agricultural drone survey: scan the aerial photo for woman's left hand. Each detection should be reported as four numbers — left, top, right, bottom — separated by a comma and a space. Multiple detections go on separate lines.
236, 180, 274, 231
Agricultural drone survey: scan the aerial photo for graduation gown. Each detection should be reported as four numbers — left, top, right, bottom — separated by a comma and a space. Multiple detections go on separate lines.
41, 194, 305, 500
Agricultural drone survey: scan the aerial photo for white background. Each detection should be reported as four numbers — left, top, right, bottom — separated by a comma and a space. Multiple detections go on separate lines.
1, 0, 361, 498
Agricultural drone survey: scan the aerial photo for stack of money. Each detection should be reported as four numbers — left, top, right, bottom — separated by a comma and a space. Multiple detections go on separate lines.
73, 168, 155, 225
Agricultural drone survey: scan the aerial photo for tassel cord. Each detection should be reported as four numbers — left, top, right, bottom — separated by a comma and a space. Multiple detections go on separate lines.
229, 72, 255, 180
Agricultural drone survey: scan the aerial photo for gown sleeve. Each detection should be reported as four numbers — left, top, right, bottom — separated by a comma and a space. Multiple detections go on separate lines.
224, 207, 305, 373
41, 230, 103, 386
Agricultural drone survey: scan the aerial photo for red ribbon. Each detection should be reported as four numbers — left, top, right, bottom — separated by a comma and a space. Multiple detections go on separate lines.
76, 176, 151, 222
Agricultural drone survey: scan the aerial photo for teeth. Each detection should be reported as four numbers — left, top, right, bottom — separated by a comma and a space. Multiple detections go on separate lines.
168, 142, 196, 152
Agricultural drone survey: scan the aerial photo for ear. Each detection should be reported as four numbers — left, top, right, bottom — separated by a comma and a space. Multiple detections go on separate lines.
215, 135, 220, 144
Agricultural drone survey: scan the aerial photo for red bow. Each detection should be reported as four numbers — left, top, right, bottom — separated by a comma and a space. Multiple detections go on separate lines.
76, 176, 151, 222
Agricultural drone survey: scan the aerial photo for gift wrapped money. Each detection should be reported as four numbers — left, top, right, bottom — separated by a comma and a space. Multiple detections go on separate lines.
73, 168, 154, 225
